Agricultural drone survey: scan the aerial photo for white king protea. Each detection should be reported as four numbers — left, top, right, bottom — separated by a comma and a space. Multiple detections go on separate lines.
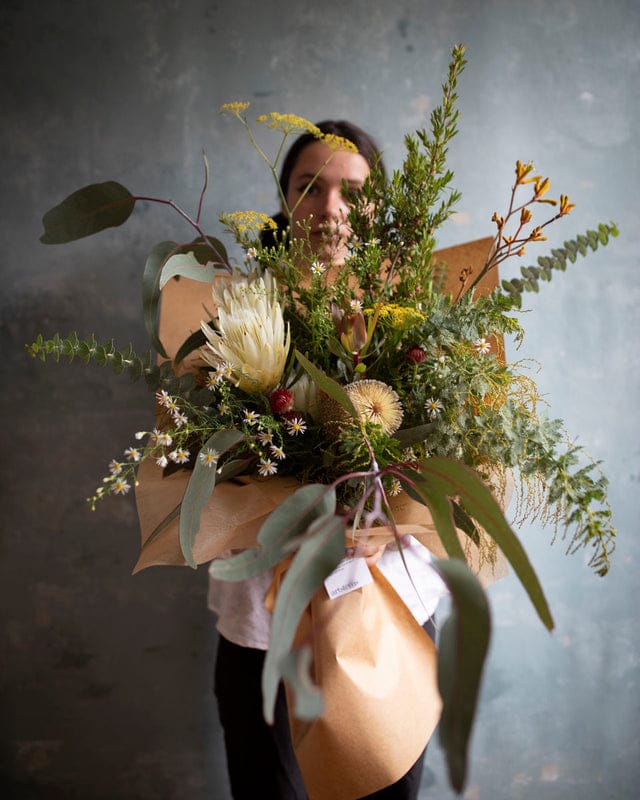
201, 271, 290, 394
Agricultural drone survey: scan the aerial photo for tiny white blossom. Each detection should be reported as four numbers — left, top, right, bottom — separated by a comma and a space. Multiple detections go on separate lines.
349, 299, 363, 313
199, 448, 220, 468
169, 448, 190, 464
205, 373, 218, 390
258, 458, 278, 476
243, 409, 260, 425
388, 478, 403, 497
244, 246, 258, 262
425, 398, 444, 419
257, 432, 273, 445
113, 478, 131, 495
217, 402, 230, 415
172, 412, 188, 428
156, 389, 172, 407
134, 431, 146, 440
156, 455, 169, 468
474, 337, 491, 355
285, 416, 307, 436
109, 460, 123, 475
310, 260, 326, 275
124, 447, 142, 462
153, 429, 173, 446
270, 445, 286, 460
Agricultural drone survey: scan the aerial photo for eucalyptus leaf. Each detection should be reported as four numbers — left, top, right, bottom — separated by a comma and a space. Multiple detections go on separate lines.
262, 512, 344, 723
295, 350, 358, 419
159, 252, 217, 289
179, 428, 244, 567
209, 484, 337, 581
279, 646, 324, 720
40, 182, 135, 244
142, 240, 177, 358
433, 558, 491, 793
180, 235, 229, 268
393, 422, 436, 448
417, 458, 554, 631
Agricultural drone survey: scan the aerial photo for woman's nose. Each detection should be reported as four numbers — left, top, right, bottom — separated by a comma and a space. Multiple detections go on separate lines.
320, 189, 347, 222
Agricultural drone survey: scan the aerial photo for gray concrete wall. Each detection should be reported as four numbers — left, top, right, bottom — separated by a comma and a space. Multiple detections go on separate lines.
1, 1, 638, 798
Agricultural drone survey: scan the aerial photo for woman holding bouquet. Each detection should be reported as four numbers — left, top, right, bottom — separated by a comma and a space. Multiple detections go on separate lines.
209, 120, 446, 800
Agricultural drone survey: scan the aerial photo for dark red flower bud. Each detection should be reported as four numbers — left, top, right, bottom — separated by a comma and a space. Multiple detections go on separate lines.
270, 388, 294, 414
406, 345, 426, 364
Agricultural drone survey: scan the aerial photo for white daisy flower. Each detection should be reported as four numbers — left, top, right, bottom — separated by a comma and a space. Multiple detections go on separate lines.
169, 448, 190, 464
217, 402, 230, 415
243, 409, 260, 425
156, 389, 172, 407
156, 455, 169, 468
425, 398, 444, 419
270, 445, 286, 460
258, 458, 278, 476
474, 337, 491, 355
172, 412, 188, 428
349, 299, 363, 313
124, 447, 142, 462
113, 478, 131, 495
108, 460, 123, 475
153, 430, 173, 447
199, 448, 220, 468
285, 416, 307, 436
257, 432, 273, 445
310, 261, 326, 275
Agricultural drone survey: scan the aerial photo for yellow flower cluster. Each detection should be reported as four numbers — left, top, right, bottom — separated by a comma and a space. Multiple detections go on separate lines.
219, 101, 250, 116
321, 133, 358, 153
256, 112, 321, 137
375, 303, 426, 330
221, 210, 278, 237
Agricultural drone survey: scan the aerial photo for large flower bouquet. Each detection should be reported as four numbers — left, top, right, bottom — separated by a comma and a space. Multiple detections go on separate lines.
28, 46, 616, 793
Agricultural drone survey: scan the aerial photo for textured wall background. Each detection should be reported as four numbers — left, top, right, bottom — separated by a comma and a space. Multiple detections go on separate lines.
1, 1, 638, 798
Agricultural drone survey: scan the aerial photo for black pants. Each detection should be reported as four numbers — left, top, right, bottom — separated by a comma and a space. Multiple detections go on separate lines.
214, 625, 435, 800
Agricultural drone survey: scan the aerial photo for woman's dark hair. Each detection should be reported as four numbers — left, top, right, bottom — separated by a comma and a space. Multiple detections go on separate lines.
260, 119, 385, 247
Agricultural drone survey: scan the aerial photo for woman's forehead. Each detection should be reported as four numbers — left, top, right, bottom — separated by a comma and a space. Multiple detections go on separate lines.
290, 140, 370, 185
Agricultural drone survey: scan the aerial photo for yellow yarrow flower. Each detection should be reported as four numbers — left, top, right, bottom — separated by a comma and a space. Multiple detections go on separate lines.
256, 112, 322, 137
220, 101, 250, 116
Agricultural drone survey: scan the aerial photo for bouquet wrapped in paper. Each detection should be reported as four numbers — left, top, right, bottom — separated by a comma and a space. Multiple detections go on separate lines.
28, 46, 617, 795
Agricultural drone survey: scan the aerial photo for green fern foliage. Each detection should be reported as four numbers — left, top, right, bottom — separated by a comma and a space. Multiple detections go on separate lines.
501, 222, 619, 304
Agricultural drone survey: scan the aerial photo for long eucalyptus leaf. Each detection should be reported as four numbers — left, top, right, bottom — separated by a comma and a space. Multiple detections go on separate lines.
159, 252, 216, 288
209, 484, 337, 580
279, 646, 324, 721
419, 458, 554, 631
174, 329, 208, 365
142, 240, 177, 358
433, 558, 491, 793
179, 429, 244, 567
393, 422, 436, 447
295, 350, 358, 419
40, 182, 135, 244
262, 513, 344, 723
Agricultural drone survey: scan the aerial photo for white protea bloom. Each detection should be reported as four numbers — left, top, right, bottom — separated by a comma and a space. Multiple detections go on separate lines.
200, 271, 290, 395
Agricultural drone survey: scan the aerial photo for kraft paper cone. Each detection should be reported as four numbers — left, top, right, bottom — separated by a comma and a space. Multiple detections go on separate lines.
287, 566, 441, 800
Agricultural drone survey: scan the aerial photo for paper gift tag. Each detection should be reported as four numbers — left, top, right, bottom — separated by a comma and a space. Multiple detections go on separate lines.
324, 557, 373, 599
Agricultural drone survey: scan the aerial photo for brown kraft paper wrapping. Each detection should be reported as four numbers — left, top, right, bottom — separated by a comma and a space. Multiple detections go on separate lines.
287, 567, 441, 800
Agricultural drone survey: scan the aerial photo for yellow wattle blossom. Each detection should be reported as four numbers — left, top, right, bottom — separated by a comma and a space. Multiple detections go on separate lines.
200, 271, 290, 394
256, 112, 322, 137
